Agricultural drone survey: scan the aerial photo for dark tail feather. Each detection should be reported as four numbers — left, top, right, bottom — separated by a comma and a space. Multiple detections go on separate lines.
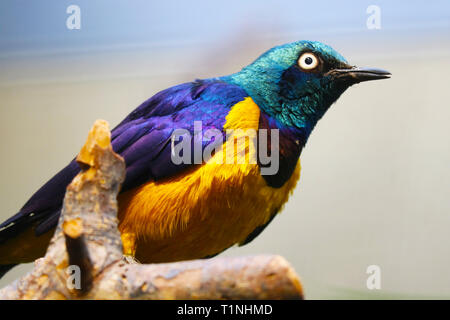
0, 264, 17, 280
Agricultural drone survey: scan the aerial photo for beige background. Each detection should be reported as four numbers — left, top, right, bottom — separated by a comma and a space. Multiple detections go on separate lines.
0, 32, 449, 298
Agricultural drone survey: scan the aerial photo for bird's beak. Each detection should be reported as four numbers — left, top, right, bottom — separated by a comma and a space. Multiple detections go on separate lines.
328, 67, 391, 84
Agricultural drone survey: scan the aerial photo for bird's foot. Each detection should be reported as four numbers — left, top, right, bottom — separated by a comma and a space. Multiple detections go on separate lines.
122, 255, 140, 264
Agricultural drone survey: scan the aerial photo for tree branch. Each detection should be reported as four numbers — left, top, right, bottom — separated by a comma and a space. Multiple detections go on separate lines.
63, 218, 93, 295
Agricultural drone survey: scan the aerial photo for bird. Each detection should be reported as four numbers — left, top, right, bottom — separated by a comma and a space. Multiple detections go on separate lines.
0, 40, 390, 278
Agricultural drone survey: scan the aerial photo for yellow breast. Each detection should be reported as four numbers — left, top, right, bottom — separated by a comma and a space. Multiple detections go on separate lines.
117, 97, 301, 263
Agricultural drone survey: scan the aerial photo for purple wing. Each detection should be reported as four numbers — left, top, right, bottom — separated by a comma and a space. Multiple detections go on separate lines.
0, 79, 248, 240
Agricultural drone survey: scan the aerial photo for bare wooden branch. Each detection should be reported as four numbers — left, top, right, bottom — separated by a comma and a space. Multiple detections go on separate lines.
63, 218, 93, 295
93, 255, 303, 300
0, 119, 304, 300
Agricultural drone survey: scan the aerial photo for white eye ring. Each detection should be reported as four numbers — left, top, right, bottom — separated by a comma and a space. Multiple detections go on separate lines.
298, 52, 319, 70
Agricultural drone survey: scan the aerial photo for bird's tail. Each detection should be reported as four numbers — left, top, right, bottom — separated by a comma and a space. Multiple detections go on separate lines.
0, 264, 16, 280
0, 212, 55, 280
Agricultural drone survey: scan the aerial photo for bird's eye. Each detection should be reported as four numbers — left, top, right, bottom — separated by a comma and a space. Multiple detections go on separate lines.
298, 52, 319, 70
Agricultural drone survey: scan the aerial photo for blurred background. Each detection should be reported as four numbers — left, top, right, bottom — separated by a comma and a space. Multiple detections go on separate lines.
0, 0, 449, 299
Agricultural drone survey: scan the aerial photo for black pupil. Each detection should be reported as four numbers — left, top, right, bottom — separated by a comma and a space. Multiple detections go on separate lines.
305, 57, 313, 65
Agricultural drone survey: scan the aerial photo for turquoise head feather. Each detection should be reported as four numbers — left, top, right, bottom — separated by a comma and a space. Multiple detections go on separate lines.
223, 40, 390, 137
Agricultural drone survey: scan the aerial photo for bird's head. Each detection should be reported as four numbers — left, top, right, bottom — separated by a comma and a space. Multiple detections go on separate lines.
223, 40, 390, 137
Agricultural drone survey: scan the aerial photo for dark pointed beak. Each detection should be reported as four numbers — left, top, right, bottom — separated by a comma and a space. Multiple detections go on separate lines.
328, 67, 391, 84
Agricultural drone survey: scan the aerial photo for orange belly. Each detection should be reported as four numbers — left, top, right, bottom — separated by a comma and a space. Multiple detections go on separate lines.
118, 161, 300, 263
